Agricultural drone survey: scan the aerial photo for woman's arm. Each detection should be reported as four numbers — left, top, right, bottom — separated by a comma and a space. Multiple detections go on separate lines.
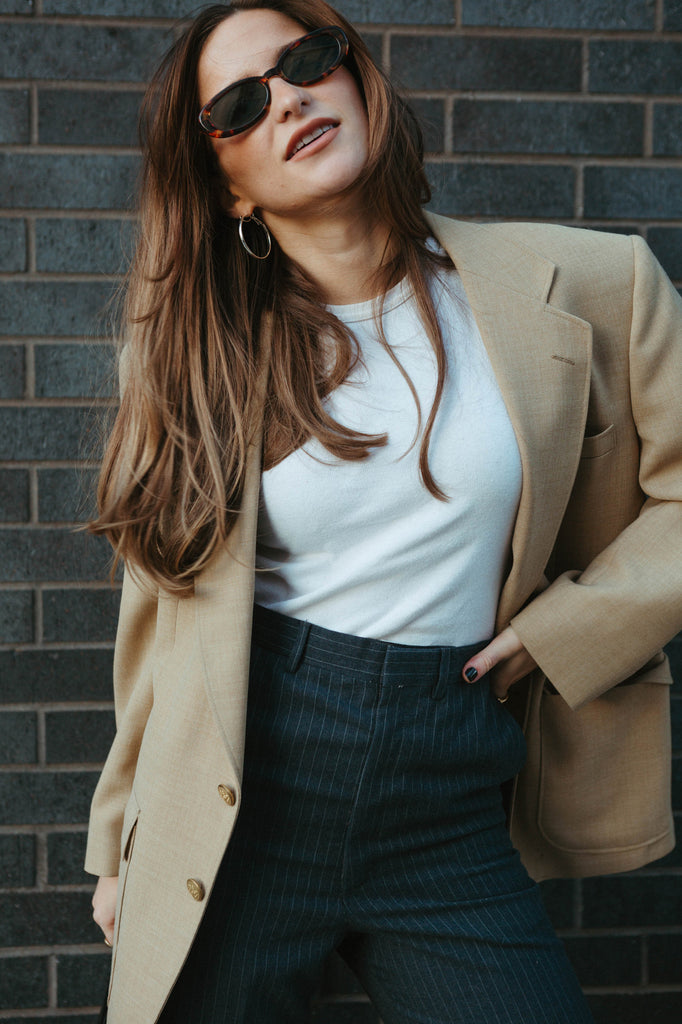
466, 236, 682, 709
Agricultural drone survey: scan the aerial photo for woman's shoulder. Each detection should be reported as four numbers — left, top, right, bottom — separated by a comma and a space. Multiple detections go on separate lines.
427, 212, 641, 312
485, 219, 638, 274
434, 212, 633, 265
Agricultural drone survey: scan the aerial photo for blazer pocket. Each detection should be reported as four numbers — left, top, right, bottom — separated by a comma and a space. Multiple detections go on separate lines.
580, 424, 615, 459
536, 679, 671, 853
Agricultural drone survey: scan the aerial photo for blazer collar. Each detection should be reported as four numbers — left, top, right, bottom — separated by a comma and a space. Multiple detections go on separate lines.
426, 214, 593, 627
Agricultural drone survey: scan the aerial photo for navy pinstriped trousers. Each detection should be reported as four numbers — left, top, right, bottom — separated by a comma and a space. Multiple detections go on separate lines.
159, 606, 593, 1024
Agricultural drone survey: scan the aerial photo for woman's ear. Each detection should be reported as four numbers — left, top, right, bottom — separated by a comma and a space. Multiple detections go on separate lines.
212, 172, 250, 218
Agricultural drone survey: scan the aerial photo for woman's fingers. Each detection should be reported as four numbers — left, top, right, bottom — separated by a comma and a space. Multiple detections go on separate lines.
462, 626, 537, 700
92, 875, 119, 946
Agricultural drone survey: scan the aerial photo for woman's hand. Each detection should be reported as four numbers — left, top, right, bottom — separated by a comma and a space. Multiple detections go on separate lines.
92, 875, 119, 946
462, 626, 537, 701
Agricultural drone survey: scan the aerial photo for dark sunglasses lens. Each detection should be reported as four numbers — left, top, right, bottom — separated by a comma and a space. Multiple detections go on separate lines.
281, 33, 342, 83
210, 79, 269, 133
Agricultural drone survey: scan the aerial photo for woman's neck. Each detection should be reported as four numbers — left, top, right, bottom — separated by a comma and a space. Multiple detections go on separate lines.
264, 206, 393, 305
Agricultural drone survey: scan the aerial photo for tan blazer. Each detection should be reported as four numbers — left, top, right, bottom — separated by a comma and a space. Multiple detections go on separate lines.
86, 215, 682, 1023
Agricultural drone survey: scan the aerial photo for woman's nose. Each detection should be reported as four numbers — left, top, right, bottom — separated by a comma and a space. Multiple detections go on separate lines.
269, 76, 310, 120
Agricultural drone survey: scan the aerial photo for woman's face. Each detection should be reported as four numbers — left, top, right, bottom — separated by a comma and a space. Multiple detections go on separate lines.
197, 9, 370, 223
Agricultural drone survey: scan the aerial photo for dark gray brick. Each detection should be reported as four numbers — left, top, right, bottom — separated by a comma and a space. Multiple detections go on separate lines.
43, 0, 449, 17
584, 167, 682, 220
0, 956, 48, 1011
0, 711, 37, 764
582, 875, 682, 926
538, 878, 576, 929
0, 24, 169, 81
0, 529, 111, 583
0, 154, 139, 211
0, 649, 115, 703
587, 993, 682, 1024
462, 0, 655, 29
0, 469, 30, 522
0, 281, 116, 337
0, 590, 34, 644
408, 98, 446, 154
35, 344, 116, 399
0, 219, 27, 272
562, 934, 641, 986
426, 163, 574, 218
38, 468, 98, 524
46, 709, 116, 763
664, 0, 682, 29
0, 892, 98, 945
57, 952, 111, 1008
0, 346, 24, 399
0, 88, 29, 145
452, 100, 644, 156
35, 218, 134, 274
0, 771, 97, 826
44, 0, 199, 13
648, 228, 682, 281
392, 36, 581, 92
590, 41, 682, 94
648, 933, 682, 983
0, 408, 92, 461
43, 588, 120, 642
653, 103, 682, 157
325, 0, 454, 23
47, 831, 88, 884
0, 834, 36, 887
0, 1, 34, 13
38, 89, 142, 147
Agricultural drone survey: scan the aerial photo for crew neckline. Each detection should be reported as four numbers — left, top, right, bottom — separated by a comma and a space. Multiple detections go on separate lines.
326, 275, 413, 324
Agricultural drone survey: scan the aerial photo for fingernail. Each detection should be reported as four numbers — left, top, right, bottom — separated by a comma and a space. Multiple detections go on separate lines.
464, 667, 478, 682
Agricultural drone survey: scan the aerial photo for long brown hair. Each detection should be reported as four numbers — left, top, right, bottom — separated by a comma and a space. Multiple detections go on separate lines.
91, 0, 452, 593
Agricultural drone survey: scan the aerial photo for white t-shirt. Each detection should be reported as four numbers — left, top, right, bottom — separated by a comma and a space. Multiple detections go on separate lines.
254, 264, 522, 646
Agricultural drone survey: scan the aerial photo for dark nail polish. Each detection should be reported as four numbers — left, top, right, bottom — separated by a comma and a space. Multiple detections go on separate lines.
465, 667, 478, 682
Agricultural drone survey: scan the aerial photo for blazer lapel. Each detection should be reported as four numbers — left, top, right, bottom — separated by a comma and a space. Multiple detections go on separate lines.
193, 440, 261, 781
427, 214, 593, 626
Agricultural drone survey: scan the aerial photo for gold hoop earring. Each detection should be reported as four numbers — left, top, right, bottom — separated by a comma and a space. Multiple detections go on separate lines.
238, 214, 272, 260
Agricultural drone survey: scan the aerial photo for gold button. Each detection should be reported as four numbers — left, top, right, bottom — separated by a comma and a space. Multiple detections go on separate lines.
218, 784, 236, 807
186, 878, 205, 901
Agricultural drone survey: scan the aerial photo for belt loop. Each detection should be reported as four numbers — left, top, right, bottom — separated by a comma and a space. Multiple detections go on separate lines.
286, 620, 312, 674
432, 647, 451, 700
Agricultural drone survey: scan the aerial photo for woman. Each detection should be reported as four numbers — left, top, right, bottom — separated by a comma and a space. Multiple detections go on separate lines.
86, 1, 682, 1021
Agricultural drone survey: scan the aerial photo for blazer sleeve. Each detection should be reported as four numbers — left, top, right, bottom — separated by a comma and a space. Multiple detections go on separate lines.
510, 235, 682, 709
84, 566, 157, 876
84, 341, 158, 877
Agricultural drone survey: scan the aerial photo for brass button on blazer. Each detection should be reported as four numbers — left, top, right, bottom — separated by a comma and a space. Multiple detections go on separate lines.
218, 784, 237, 806
186, 879, 205, 902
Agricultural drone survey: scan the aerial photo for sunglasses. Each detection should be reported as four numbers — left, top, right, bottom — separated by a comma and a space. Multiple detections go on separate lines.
199, 25, 350, 138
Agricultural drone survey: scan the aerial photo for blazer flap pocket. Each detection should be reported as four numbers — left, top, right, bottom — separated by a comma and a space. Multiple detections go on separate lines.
580, 424, 615, 459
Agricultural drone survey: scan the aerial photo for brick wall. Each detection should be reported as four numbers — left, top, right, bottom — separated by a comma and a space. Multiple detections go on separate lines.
0, 1, 680, 1021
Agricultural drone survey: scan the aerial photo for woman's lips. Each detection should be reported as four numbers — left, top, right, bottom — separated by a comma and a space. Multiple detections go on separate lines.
286, 121, 339, 160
